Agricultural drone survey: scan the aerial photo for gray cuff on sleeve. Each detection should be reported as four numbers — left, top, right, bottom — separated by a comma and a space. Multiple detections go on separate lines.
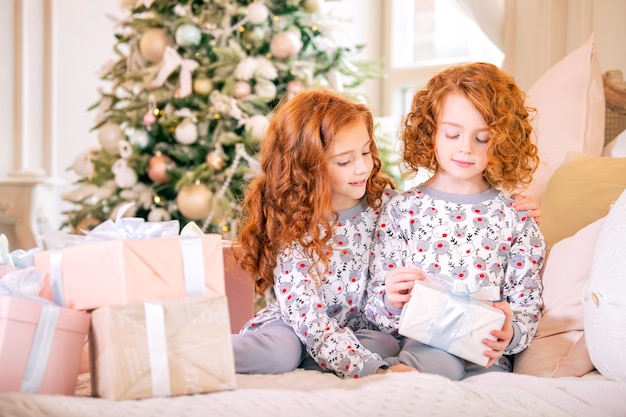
360, 357, 389, 377
505, 322, 522, 352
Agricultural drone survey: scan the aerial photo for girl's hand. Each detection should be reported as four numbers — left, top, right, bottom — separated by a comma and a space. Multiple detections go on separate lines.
482, 301, 514, 368
384, 266, 424, 310
511, 193, 542, 225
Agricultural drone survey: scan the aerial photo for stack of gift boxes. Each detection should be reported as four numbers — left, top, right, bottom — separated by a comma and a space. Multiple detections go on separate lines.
0, 217, 254, 401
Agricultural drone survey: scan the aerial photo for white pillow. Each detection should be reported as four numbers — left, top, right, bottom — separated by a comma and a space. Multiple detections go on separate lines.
602, 129, 626, 157
524, 34, 605, 203
583, 188, 626, 382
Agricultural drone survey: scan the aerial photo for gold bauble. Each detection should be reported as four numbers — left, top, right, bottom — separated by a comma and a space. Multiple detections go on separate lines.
193, 77, 213, 95
139, 28, 172, 62
176, 183, 213, 220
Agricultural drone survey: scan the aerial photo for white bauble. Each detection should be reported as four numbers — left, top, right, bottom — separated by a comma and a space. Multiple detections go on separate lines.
174, 119, 198, 145
175, 23, 202, 47
246, 114, 270, 140
139, 28, 172, 62
118, 140, 133, 159
147, 207, 172, 222
177, 184, 213, 220
112, 159, 138, 189
247, 2, 269, 24
98, 122, 124, 152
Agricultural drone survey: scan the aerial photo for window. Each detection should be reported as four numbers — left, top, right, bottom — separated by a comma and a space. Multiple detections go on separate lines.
382, 0, 503, 118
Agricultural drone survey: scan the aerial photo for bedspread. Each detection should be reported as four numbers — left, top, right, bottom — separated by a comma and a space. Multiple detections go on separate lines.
0, 370, 624, 417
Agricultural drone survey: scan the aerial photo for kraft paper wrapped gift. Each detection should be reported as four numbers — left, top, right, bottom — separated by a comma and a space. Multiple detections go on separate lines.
398, 279, 505, 366
34, 233, 225, 311
89, 295, 236, 400
0, 296, 91, 394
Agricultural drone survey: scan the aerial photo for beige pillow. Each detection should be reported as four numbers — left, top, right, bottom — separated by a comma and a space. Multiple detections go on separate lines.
514, 217, 605, 377
540, 152, 626, 248
525, 34, 605, 203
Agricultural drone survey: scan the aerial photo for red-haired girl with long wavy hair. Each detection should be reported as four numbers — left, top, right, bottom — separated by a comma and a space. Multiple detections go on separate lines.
366, 62, 546, 380
231, 89, 419, 379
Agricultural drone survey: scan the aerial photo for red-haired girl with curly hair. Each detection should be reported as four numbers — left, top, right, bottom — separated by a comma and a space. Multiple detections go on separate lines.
231, 89, 415, 378
366, 62, 547, 380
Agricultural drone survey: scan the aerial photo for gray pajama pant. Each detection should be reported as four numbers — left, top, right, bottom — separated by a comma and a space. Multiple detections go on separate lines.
232, 320, 401, 375
391, 337, 511, 380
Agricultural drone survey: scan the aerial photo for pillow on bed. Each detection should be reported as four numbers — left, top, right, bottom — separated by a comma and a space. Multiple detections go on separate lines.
513, 217, 605, 378
524, 34, 605, 203
583, 189, 626, 382
539, 152, 626, 248
602, 128, 626, 157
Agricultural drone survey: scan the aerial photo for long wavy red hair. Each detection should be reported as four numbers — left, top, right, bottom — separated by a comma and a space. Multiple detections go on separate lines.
236, 89, 395, 294
402, 62, 539, 192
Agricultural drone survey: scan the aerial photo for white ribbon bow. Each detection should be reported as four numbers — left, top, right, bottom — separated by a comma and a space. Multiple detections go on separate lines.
151, 46, 199, 97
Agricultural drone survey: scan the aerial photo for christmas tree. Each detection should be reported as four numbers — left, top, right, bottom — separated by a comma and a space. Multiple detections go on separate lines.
63, 0, 382, 236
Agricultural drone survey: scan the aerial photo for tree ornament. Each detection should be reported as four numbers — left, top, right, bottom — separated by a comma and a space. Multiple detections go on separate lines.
139, 28, 172, 62
174, 119, 198, 145
129, 129, 152, 150
246, 114, 269, 140
247, 2, 269, 24
193, 76, 213, 95
118, 140, 134, 159
243, 27, 266, 48
147, 153, 175, 184
175, 23, 202, 47
286, 79, 306, 97
270, 31, 302, 60
143, 94, 158, 128
98, 122, 124, 152
72, 150, 95, 178
177, 183, 213, 220
112, 159, 138, 189
233, 81, 252, 99
147, 207, 171, 222
206, 150, 225, 170
303, 0, 325, 13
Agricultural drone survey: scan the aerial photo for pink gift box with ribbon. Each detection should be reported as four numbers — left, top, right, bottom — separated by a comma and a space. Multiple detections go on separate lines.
34, 234, 225, 311
0, 296, 91, 395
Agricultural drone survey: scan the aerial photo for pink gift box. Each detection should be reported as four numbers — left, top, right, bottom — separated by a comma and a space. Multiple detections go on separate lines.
0, 296, 91, 394
222, 242, 254, 334
34, 234, 225, 311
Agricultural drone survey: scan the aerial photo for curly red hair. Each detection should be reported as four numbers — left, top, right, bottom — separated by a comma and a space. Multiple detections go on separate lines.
402, 62, 539, 192
236, 89, 395, 294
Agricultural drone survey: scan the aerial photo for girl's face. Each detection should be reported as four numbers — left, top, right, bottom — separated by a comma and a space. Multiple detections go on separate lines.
326, 120, 374, 211
430, 93, 491, 194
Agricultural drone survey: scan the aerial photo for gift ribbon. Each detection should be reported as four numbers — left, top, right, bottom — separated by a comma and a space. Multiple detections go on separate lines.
144, 301, 171, 397
426, 292, 476, 354
180, 237, 206, 296
20, 304, 60, 393
49, 250, 66, 307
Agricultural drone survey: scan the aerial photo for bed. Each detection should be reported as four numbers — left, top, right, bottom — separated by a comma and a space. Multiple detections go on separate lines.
1, 36, 626, 417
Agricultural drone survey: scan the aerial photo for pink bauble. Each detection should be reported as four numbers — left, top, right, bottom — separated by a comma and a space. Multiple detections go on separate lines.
233, 81, 252, 99
270, 31, 302, 60
287, 79, 305, 96
147, 154, 175, 184
176, 184, 213, 220
143, 111, 157, 126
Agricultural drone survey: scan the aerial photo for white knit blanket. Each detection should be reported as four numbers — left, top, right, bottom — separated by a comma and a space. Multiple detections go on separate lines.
0, 370, 624, 417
